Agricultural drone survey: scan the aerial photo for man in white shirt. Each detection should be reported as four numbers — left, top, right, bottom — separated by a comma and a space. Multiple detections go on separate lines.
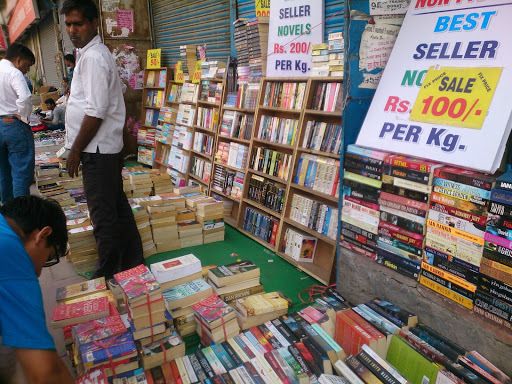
0, 43, 36, 204
62, 0, 143, 279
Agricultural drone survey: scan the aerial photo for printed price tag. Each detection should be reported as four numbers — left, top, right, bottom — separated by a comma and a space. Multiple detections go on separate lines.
147, 49, 161, 69
192, 60, 202, 84
175, 71, 184, 84
410, 67, 503, 129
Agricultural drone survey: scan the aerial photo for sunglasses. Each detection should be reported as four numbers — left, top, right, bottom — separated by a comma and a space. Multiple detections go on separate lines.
43, 243, 70, 268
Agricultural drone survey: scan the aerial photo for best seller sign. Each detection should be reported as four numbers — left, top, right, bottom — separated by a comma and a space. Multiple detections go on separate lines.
356, 0, 512, 173
266, 0, 324, 77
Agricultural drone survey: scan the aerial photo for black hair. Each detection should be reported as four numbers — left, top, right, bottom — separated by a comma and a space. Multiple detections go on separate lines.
45, 98, 56, 105
5, 43, 35, 64
0, 196, 68, 257
61, 0, 98, 22
64, 54, 75, 64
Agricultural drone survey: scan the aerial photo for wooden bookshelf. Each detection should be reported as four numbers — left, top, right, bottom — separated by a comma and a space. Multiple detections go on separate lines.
139, 67, 169, 167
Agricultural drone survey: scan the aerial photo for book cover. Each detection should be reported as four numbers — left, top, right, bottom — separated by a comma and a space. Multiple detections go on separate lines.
80, 331, 137, 367
52, 296, 110, 327
114, 265, 161, 303
208, 260, 260, 287
56, 277, 106, 302
73, 314, 127, 346
192, 295, 236, 327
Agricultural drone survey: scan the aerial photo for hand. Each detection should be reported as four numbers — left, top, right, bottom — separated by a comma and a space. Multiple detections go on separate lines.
66, 149, 81, 178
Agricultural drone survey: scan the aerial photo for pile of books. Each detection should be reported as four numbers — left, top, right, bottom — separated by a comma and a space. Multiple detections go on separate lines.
282, 227, 318, 263
477, 169, 511, 327
193, 295, 240, 344
148, 201, 180, 253
235, 292, 289, 330
197, 199, 225, 243
179, 45, 197, 76
67, 222, 98, 274
207, 260, 262, 304
128, 171, 153, 198
163, 278, 214, 337
151, 172, 173, 195
311, 43, 330, 77
131, 203, 157, 259
422, 166, 494, 310
328, 32, 344, 77
340, 145, 387, 260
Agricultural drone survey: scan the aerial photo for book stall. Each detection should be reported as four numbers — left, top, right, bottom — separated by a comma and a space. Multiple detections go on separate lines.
23, 0, 512, 383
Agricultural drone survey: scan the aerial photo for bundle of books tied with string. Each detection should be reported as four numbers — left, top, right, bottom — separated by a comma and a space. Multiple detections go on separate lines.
192, 295, 240, 345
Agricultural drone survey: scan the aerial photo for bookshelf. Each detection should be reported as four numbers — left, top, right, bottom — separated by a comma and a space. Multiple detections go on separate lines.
139, 67, 169, 166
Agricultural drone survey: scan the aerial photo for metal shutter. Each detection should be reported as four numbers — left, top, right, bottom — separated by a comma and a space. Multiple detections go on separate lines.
38, 15, 61, 87
235, 0, 344, 40
151, 0, 231, 67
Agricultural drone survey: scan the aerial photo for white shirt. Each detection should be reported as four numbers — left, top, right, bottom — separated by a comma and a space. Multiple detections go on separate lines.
65, 35, 125, 153
0, 59, 32, 121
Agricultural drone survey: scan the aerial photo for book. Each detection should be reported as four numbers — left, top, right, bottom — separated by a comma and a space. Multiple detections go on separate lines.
114, 265, 161, 304
51, 296, 110, 328
150, 254, 202, 284
208, 261, 260, 287
162, 279, 213, 311
56, 277, 106, 302
192, 295, 237, 329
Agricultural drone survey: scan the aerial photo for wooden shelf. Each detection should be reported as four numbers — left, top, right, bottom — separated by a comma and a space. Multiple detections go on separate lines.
283, 217, 336, 246
222, 106, 255, 114
211, 189, 241, 203
180, 100, 197, 106
248, 169, 288, 184
259, 105, 301, 114
276, 251, 330, 285
138, 142, 155, 148
290, 183, 338, 203
188, 173, 209, 186
214, 161, 245, 173
166, 100, 180, 105
217, 135, 251, 144
201, 78, 224, 83
309, 76, 343, 81
265, 77, 310, 82
224, 216, 237, 227
296, 147, 340, 160
191, 150, 213, 161
243, 198, 282, 219
197, 100, 221, 107
193, 125, 216, 134
143, 105, 161, 110
304, 109, 342, 117
252, 138, 294, 150
239, 228, 277, 252
145, 86, 166, 90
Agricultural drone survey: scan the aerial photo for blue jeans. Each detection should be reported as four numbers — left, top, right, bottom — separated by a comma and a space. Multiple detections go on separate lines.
0, 119, 35, 203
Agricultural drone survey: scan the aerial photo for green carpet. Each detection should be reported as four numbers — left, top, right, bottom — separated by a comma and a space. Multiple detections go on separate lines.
145, 224, 322, 353
145, 224, 321, 313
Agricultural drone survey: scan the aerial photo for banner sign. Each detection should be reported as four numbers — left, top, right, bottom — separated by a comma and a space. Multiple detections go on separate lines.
7, 0, 39, 43
266, 0, 324, 78
256, 0, 270, 18
356, 0, 512, 173
146, 49, 161, 69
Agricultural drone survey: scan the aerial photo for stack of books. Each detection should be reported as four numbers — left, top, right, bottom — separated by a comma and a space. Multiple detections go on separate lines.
67, 224, 98, 274
192, 295, 240, 344
140, 331, 185, 370
378, 154, 440, 279
207, 260, 262, 304
131, 204, 157, 259
311, 43, 330, 77
137, 146, 155, 168
147, 201, 180, 253
196, 200, 225, 243
163, 278, 214, 337
114, 265, 168, 350
478, 170, 512, 327
178, 219, 203, 248
328, 32, 344, 77
179, 45, 197, 76
151, 172, 173, 195
235, 292, 289, 330
422, 166, 495, 310
129, 171, 153, 198
282, 227, 318, 263
150, 254, 203, 291
341, 145, 387, 261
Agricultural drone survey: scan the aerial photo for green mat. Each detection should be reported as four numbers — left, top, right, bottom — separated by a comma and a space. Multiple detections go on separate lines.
145, 224, 321, 353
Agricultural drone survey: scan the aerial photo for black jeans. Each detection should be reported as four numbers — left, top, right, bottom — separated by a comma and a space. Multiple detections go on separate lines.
81, 151, 143, 279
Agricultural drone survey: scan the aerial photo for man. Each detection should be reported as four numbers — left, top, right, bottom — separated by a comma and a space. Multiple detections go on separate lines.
0, 44, 35, 203
42, 98, 66, 131
62, 0, 143, 279
0, 196, 74, 384
64, 53, 75, 84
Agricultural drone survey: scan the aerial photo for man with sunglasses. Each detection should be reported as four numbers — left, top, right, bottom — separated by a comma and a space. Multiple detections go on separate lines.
0, 196, 73, 383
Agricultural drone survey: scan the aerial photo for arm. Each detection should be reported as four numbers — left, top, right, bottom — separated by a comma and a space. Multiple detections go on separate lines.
16, 349, 74, 384
12, 72, 32, 121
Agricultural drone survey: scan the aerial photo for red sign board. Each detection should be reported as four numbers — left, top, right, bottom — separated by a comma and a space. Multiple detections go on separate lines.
7, 0, 39, 43
0, 28, 7, 51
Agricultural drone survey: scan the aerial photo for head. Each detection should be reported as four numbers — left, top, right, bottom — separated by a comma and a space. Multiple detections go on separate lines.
5, 43, 36, 74
0, 196, 68, 276
61, 0, 99, 49
64, 53, 75, 68
45, 98, 56, 111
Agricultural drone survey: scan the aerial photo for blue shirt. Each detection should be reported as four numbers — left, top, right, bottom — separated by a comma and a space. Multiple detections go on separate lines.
0, 214, 55, 350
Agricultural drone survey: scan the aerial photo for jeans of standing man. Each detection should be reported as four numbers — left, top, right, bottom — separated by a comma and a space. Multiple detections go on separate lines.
0, 118, 35, 204
81, 151, 144, 279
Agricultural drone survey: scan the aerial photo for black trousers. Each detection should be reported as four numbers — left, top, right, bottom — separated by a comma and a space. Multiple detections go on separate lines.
81, 151, 143, 279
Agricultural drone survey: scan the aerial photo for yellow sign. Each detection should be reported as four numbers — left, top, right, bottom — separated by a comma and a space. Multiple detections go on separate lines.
192, 60, 202, 84
147, 49, 161, 69
255, 0, 270, 17
410, 67, 503, 129
175, 61, 184, 84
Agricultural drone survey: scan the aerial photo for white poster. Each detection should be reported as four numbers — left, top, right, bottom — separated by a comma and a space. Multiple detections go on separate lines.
369, 0, 410, 15
266, 0, 324, 78
356, 0, 512, 173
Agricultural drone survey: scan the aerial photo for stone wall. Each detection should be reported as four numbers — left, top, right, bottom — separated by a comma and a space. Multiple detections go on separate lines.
336, 248, 512, 375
